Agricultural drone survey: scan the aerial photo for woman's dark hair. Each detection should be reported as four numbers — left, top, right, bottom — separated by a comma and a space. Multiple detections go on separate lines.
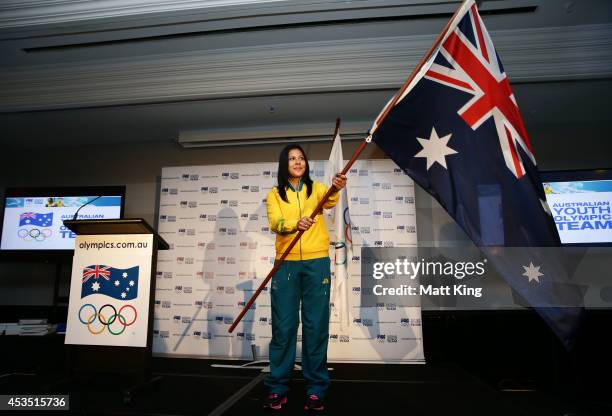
277, 144, 313, 203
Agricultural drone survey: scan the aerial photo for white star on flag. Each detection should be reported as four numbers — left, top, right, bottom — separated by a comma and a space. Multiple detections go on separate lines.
114, 280, 120, 286
92, 282, 100, 291
121, 292, 127, 299
129, 280, 135, 286
522, 262, 543, 283
414, 127, 457, 170
122, 272, 128, 278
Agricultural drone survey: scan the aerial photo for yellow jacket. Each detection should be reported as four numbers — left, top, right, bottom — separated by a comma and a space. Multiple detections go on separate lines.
267, 180, 339, 260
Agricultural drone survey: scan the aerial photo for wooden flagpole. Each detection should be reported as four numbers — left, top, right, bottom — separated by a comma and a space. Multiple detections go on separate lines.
228, 1, 468, 333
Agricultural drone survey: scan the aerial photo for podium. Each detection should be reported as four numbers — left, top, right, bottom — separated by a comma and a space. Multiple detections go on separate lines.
62, 219, 168, 403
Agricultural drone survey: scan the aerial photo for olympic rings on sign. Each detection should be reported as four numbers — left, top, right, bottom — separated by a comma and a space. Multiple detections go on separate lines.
77, 303, 138, 335
87, 312, 106, 335
107, 314, 127, 335
119, 304, 137, 326
98, 304, 117, 325
79, 304, 96, 324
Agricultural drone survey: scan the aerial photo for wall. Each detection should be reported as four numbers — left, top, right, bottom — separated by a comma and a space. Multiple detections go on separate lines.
1, 100, 611, 308
0, 139, 389, 305
0, 72, 612, 305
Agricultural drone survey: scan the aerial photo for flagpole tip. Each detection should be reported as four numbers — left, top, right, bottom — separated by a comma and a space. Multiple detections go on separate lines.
333, 118, 341, 138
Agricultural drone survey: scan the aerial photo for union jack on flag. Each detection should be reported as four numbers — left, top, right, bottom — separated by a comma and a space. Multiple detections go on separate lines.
81, 265, 139, 300
423, 3, 533, 178
371, 0, 583, 349
82, 265, 111, 283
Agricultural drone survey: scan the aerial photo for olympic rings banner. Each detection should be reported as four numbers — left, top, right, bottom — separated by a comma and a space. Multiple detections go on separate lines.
154, 160, 424, 363
65, 234, 153, 347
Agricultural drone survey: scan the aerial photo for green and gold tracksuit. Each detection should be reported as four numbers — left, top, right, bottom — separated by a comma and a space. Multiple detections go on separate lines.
265, 179, 339, 399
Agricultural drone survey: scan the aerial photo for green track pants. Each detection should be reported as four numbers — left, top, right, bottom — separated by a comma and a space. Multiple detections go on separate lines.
264, 257, 331, 398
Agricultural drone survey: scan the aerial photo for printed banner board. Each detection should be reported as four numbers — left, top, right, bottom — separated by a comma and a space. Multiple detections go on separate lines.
65, 234, 153, 347
155, 160, 424, 363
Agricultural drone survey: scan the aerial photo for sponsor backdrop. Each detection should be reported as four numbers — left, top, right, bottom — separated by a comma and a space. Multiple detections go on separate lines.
66, 234, 153, 347
154, 160, 424, 363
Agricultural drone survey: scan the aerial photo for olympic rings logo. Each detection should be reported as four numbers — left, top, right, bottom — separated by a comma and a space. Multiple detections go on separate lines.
78, 303, 138, 335
343, 207, 352, 244
18, 227, 53, 242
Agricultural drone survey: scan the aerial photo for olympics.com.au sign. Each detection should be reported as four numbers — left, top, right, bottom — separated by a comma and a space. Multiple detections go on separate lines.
360, 246, 608, 309
65, 234, 154, 347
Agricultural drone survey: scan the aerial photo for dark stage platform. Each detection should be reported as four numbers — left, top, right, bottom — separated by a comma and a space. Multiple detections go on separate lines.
1, 309, 611, 415
0, 359, 609, 416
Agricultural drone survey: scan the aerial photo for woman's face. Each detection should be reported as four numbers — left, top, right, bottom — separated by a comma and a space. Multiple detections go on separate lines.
287, 148, 306, 179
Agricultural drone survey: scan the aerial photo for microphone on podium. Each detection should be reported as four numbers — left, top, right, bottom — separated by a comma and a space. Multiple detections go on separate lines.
71, 196, 102, 221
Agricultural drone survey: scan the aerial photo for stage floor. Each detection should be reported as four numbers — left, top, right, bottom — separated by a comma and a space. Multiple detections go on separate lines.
1, 359, 608, 416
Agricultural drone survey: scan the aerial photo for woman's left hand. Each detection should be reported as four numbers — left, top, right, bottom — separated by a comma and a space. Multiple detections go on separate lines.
332, 173, 347, 190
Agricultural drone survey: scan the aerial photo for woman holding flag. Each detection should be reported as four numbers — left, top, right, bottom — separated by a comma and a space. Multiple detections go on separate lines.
263, 144, 346, 412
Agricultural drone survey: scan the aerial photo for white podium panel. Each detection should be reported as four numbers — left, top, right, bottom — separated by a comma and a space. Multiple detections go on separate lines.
65, 234, 153, 347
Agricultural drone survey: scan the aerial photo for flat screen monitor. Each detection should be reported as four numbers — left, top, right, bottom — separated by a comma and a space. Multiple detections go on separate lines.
541, 169, 612, 246
0, 186, 125, 252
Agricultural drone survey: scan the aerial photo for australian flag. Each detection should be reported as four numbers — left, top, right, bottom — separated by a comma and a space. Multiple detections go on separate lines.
19, 212, 53, 227
81, 265, 139, 301
371, 0, 583, 349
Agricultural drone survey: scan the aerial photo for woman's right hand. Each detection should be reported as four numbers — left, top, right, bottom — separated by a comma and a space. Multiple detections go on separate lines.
297, 216, 315, 231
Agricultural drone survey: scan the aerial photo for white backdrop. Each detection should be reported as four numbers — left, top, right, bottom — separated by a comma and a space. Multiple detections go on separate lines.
154, 160, 424, 363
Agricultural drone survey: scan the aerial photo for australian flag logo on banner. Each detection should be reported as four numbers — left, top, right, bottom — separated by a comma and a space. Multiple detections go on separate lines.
19, 212, 53, 227
81, 265, 139, 300
371, 0, 583, 349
